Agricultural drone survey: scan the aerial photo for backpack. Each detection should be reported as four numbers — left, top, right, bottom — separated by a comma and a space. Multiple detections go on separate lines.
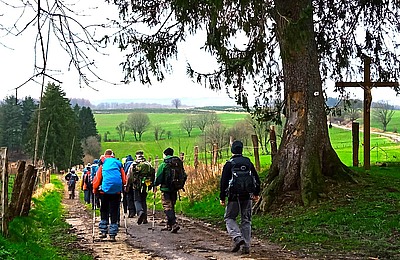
84, 171, 91, 188
227, 157, 256, 195
164, 156, 187, 191
68, 173, 77, 187
90, 164, 99, 183
130, 161, 155, 190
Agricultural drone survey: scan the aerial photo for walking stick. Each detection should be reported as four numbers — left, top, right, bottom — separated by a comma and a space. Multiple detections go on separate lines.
144, 179, 156, 231
120, 197, 128, 234
149, 187, 156, 231
92, 193, 96, 244
178, 190, 183, 215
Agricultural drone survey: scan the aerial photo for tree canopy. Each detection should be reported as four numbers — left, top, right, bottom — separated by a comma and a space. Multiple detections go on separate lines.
107, 0, 400, 210
125, 112, 150, 141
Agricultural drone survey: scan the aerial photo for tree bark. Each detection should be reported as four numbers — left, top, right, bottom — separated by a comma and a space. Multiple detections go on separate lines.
256, 0, 353, 211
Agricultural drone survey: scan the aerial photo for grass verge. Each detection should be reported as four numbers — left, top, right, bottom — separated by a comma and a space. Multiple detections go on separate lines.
182, 166, 400, 259
0, 175, 92, 260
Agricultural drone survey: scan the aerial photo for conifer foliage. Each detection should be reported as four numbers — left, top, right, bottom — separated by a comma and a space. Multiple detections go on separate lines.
27, 83, 83, 169
108, 0, 400, 210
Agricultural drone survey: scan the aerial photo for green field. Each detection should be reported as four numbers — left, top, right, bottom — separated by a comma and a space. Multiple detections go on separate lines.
95, 109, 400, 168
358, 109, 400, 132
95, 111, 251, 165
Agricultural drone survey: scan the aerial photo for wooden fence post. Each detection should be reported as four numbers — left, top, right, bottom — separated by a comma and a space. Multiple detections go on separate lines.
6, 161, 26, 223
194, 146, 199, 171
154, 156, 159, 171
19, 165, 37, 216
0, 147, 8, 235
251, 135, 261, 171
270, 125, 278, 163
212, 143, 218, 168
352, 122, 359, 167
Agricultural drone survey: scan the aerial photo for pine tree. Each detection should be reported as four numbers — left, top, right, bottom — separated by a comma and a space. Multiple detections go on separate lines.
78, 106, 98, 140
28, 83, 83, 169
0, 96, 23, 151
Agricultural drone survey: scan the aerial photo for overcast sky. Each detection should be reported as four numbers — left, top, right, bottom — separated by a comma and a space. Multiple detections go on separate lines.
1, 1, 400, 107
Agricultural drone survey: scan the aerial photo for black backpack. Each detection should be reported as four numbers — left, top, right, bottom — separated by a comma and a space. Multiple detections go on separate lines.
84, 171, 91, 188
68, 173, 77, 187
227, 157, 256, 195
164, 156, 187, 191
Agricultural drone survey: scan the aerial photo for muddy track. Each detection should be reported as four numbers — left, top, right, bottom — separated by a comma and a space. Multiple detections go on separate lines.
62, 181, 307, 260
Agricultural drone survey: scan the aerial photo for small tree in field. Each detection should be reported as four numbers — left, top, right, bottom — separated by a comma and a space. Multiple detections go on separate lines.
126, 112, 150, 141
229, 120, 254, 150
181, 116, 195, 137
172, 98, 182, 109
194, 113, 218, 132
154, 124, 165, 140
116, 122, 127, 141
373, 101, 395, 132
81, 136, 101, 159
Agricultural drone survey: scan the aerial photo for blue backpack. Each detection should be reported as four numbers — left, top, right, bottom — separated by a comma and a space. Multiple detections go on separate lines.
101, 158, 123, 194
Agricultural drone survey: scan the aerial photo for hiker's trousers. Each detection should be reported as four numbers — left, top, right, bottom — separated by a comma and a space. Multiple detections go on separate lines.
224, 199, 252, 249
133, 189, 148, 217
161, 191, 177, 226
99, 193, 120, 236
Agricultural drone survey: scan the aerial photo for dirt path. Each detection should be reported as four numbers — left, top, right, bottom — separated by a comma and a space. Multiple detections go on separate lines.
62, 181, 308, 260
331, 123, 400, 143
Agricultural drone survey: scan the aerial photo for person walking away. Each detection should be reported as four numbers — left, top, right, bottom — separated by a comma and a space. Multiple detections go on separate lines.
90, 159, 100, 209
219, 140, 261, 255
128, 152, 155, 225
123, 155, 136, 218
154, 147, 187, 233
92, 149, 127, 242
65, 168, 79, 199
81, 164, 92, 204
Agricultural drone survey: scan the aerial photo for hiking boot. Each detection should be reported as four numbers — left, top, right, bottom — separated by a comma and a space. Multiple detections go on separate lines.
171, 224, 180, 233
109, 235, 116, 242
128, 212, 135, 218
231, 238, 245, 252
161, 225, 172, 231
142, 219, 148, 224
137, 212, 146, 225
242, 247, 250, 254
99, 232, 107, 239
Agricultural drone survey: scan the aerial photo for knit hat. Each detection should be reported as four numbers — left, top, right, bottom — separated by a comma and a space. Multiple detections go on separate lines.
163, 147, 174, 156
231, 140, 243, 154
126, 155, 134, 162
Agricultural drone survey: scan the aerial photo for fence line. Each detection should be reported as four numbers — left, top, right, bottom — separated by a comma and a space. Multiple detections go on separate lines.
0, 152, 51, 236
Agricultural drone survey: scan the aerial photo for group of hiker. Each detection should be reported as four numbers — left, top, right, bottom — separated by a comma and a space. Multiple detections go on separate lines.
64, 140, 261, 255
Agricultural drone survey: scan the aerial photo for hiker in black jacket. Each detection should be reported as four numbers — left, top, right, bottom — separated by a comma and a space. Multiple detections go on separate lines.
219, 140, 261, 255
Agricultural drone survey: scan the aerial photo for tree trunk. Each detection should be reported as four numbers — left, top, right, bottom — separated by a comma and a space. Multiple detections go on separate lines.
256, 0, 353, 212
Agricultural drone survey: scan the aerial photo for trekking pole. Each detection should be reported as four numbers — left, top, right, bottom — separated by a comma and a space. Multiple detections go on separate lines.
149, 187, 156, 231
144, 179, 155, 231
178, 190, 183, 215
120, 197, 128, 234
92, 194, 96, 244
